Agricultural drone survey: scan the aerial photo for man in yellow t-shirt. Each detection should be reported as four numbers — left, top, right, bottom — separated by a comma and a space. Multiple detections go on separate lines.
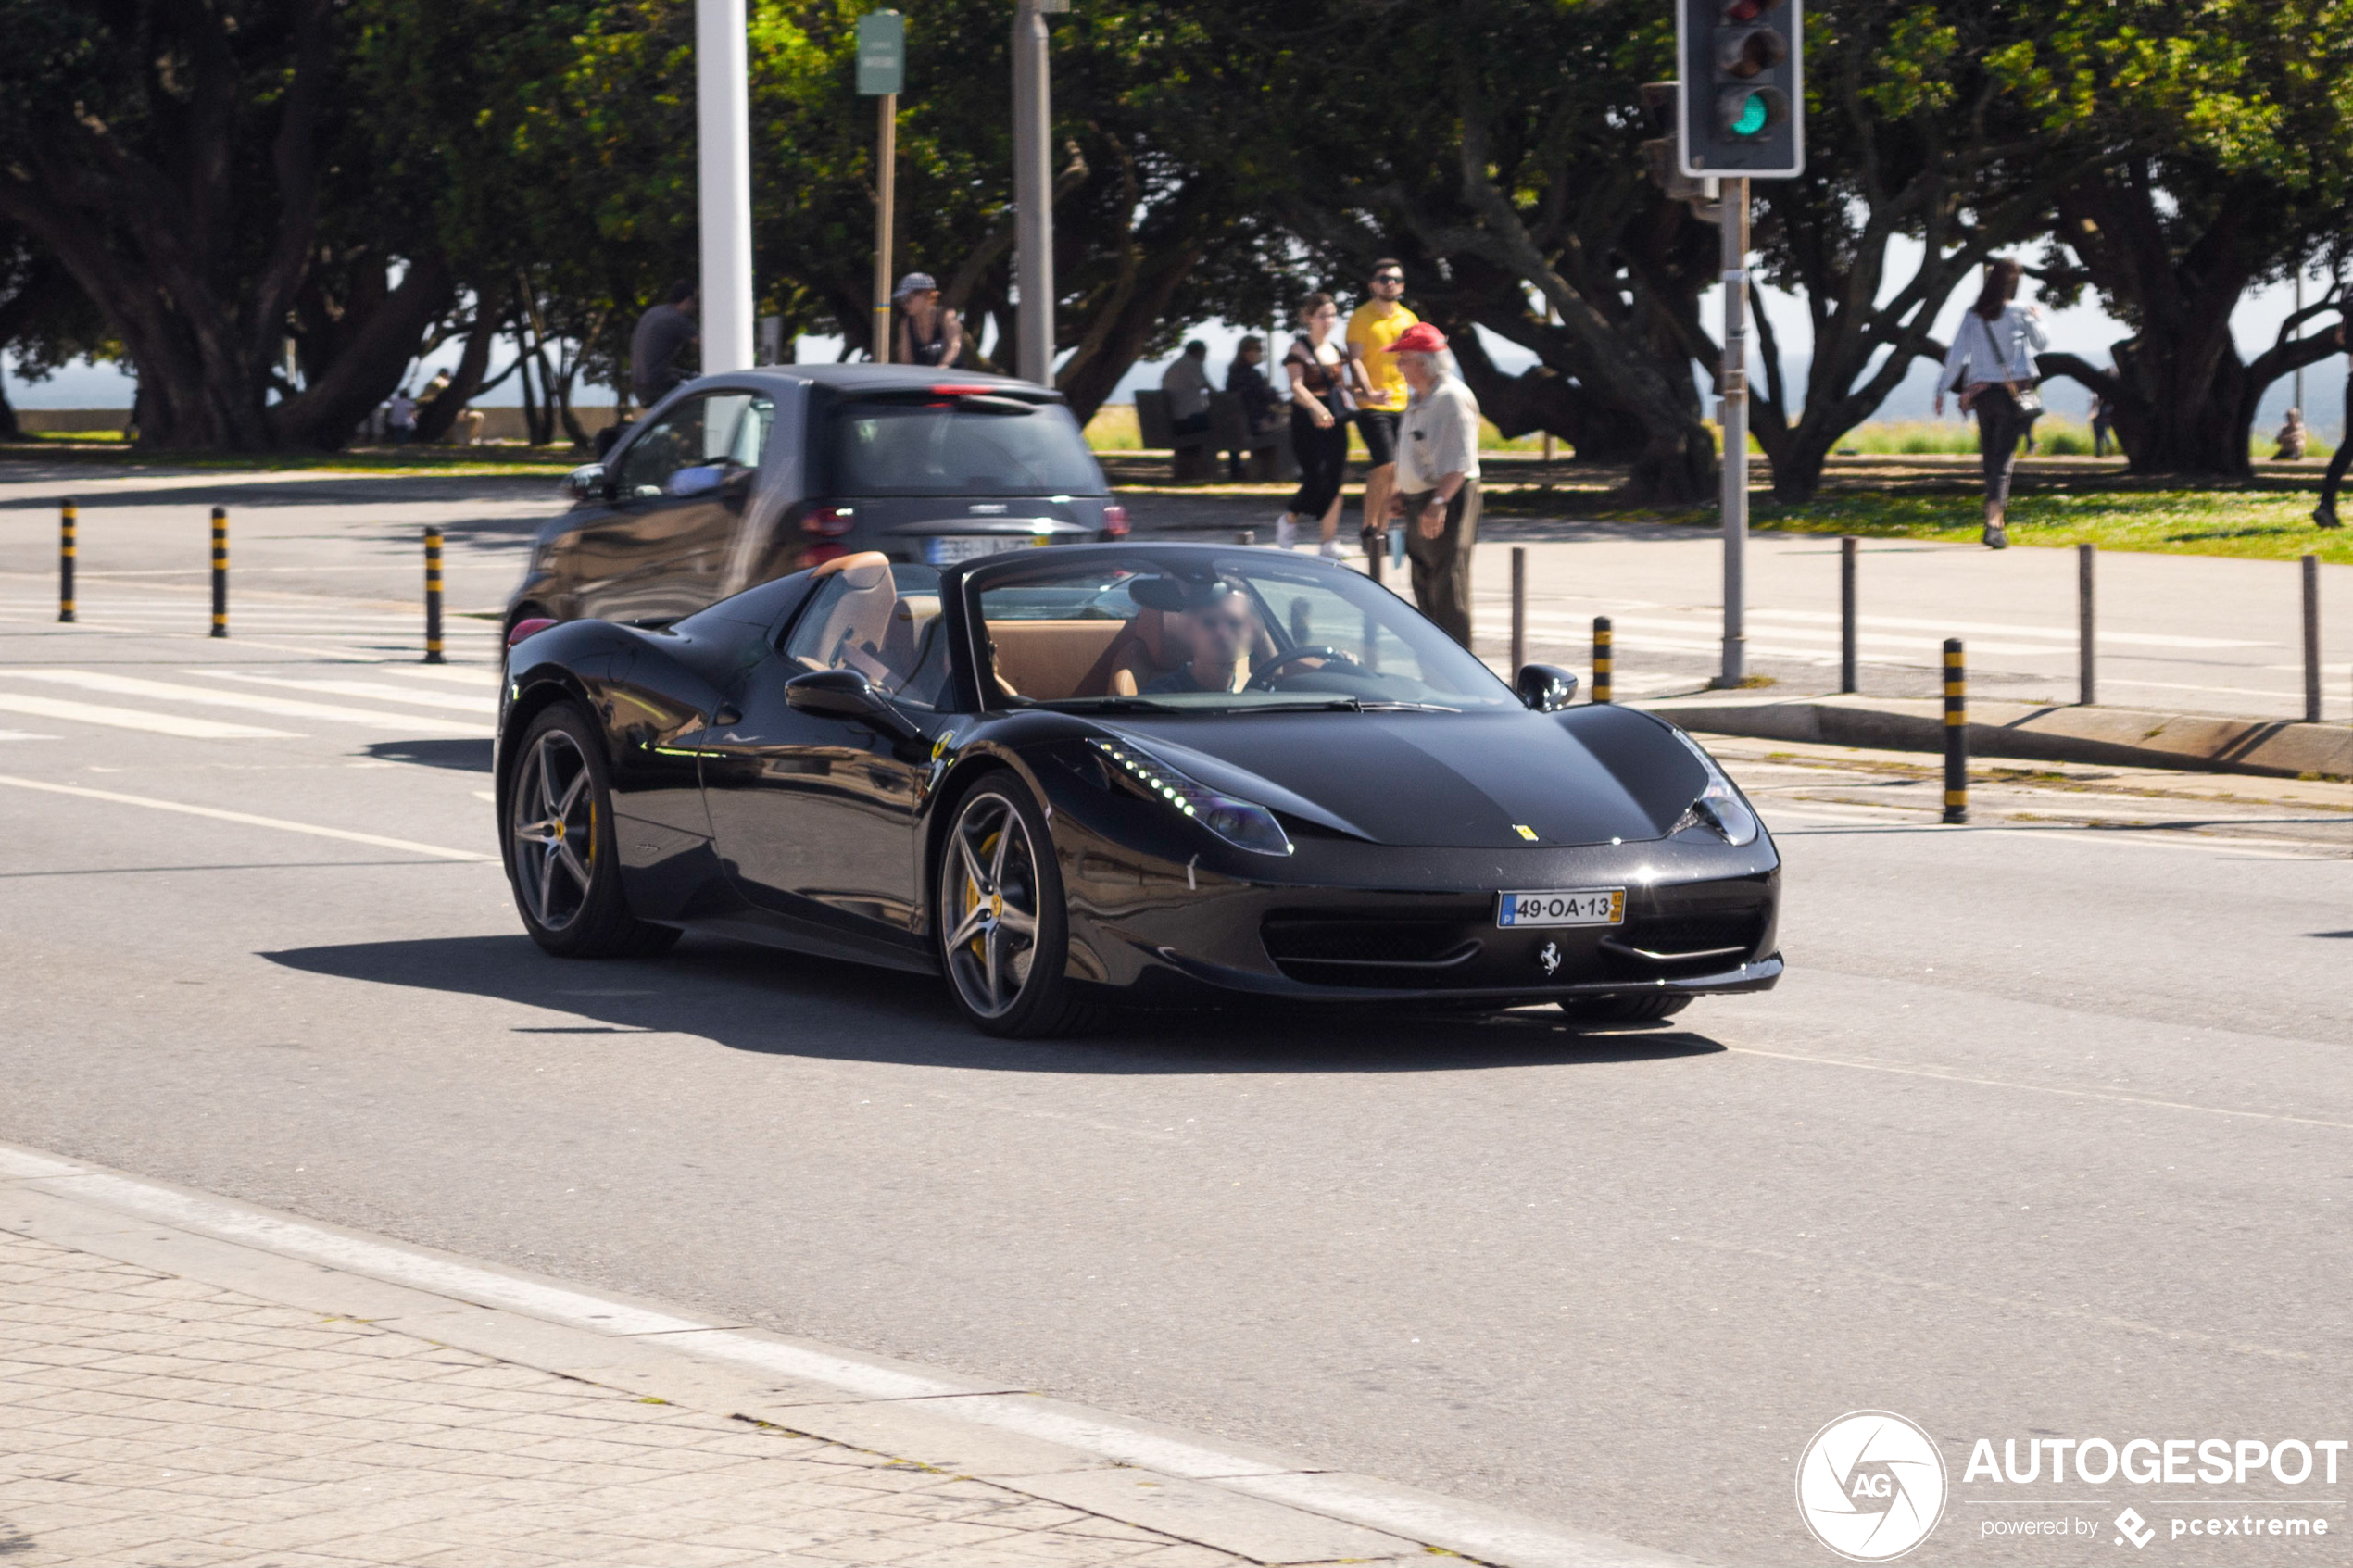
1345, 259, 1418, 556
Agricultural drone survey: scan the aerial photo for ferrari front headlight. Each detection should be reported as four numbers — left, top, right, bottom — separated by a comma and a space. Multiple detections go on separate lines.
1668, 729, 1759, 847
1089, 737, 1293, 857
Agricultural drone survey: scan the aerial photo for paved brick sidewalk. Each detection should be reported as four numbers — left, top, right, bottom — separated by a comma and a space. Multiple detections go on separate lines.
0, 1229, 1259, 1568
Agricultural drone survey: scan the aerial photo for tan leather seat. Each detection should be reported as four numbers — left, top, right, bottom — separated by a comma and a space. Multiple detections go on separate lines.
988, 621, 1129, 699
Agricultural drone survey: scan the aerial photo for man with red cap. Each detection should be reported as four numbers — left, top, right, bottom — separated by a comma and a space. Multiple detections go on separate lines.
1384, 322, 1482, 646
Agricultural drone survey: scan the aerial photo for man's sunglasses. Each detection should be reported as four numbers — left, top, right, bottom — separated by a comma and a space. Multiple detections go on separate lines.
1372, 274, 1404, 284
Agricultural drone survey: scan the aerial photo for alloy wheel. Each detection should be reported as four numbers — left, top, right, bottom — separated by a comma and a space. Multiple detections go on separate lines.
510, 728, 598, 932
943, 790, 1043, 1020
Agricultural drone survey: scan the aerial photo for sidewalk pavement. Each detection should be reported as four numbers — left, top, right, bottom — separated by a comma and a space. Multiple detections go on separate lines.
0, 1229, 1248, 1568
1, 1146, 1687, 1568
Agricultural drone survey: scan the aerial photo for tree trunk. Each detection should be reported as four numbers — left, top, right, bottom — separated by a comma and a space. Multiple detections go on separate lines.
1442, 323, 1646, 464
0, 376, 17, 442
418, 295, 504, 444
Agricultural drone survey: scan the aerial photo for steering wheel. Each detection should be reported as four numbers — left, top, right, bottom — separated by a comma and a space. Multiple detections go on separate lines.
1249, 645, 1364, 688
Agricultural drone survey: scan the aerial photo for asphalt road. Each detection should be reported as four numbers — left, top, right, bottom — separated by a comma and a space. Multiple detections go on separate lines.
2, 476, 2350, 1565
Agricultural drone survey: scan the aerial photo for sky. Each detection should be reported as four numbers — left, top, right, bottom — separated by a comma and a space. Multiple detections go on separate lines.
7, 243, 2341, 440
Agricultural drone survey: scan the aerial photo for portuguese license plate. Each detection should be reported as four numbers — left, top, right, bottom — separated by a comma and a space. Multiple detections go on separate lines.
924, 534, 1049, 566
1496, 888, 1625, 928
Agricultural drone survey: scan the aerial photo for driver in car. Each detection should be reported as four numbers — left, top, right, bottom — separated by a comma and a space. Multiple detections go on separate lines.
1144, 581, 1258, 695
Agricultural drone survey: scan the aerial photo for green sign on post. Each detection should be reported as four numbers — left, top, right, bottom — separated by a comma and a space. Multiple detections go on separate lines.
857, 11, 904, 96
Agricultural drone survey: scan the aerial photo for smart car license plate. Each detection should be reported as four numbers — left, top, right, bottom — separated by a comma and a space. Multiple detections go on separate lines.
1496, 889, 1624, 928
924, 534, 1047, 566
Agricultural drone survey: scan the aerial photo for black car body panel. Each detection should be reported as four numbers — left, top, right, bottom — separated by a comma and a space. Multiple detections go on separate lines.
496, 545, 1783, 1012
507, 365, 1118, 634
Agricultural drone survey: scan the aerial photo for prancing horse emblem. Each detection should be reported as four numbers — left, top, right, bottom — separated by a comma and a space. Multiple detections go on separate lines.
1538, 941, 1562, 975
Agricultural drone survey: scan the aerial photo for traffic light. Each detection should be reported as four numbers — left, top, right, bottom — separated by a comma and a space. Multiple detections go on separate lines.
1677, 0, 1803, 177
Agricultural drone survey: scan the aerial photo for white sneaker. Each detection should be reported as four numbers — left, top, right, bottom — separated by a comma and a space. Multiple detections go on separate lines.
1317, 538, 1345, 559
1275, 515, 1297, 550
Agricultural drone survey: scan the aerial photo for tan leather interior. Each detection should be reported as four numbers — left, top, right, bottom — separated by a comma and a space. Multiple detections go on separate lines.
988, 621, 1127, 700
881, 594, 941, 684
1072, 608, 1192, 697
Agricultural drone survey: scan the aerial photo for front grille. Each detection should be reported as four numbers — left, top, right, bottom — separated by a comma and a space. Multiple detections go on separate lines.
1261, 914, 1481, 986
1602, 910, 1767, 978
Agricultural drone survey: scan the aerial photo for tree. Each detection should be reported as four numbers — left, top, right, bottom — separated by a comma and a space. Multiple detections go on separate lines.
0, 0, 454, 449
0, 223, 117, 442
2032, 0, 2353, 477
1729, 0, 2138, 500
1271, 0, 1722, 502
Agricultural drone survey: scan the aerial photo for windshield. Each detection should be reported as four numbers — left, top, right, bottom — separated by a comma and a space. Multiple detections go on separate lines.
966, 551, 1520, 713
829, 399, 1106, 497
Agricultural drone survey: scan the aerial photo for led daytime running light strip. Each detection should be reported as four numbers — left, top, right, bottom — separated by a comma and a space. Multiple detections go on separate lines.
1088, 737, 1293, 856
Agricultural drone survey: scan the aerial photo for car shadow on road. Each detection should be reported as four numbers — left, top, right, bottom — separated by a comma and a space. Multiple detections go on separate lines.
363, 738, 494, 771
259, 933, 1728, 1075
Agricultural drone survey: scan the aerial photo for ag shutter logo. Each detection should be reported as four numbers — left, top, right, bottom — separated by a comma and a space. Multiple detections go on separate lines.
1796, 1411, 1949, 1561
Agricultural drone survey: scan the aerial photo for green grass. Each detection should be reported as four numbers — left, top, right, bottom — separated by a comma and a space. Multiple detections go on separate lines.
1751, 488, 2353, 564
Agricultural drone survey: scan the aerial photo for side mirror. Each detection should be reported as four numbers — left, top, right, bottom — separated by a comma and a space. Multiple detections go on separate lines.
1516, 663, 1579, 712
785, 668, 922, 742
562, 463, 609, 503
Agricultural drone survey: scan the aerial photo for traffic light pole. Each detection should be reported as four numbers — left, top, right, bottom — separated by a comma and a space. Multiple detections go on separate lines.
1716, 177, 1750, 687
1012, 0, 1056, 386
695, 0, 754, 374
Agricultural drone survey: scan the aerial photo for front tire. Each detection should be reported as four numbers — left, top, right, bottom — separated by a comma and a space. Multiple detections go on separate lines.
934, 772, 1098, 1037
503, 703, 680, 959
1557, 993, 1692, 1024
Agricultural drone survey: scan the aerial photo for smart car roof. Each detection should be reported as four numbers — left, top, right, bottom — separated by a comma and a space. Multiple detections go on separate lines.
673, 364, 1061, 400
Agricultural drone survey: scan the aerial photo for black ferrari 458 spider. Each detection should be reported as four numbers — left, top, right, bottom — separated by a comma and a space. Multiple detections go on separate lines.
497, 543, 1780, 1035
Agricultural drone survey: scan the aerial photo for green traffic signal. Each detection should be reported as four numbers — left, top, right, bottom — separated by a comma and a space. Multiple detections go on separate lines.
1731, 94, 1768, 135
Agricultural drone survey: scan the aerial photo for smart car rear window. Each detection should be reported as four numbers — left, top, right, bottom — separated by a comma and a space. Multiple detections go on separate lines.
828, 400, 1105, 497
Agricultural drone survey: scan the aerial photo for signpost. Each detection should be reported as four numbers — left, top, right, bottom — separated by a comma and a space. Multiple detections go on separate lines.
858, 12, 904, 363
695, 0, 753, 374
1012, 0, 1067, 386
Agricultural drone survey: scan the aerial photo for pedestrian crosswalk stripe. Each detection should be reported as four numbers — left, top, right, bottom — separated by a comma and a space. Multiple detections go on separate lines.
197, 671, 495, 714
0, 692, 296, 739
0, 773, 494, 861
0, 671, 486, 734
0, 729, 57, 741
380, 664, 501, 686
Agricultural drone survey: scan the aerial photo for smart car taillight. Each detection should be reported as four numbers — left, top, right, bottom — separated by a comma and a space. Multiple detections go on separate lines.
1101, 504, 1130, 539
802, 504, 856, 537
507, 617, 558, 647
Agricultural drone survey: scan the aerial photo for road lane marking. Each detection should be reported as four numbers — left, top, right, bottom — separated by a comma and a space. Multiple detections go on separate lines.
0, 692, 297, 738
0, 774, 495, 861
3, 670, 486, 734
1724, 1045, 2353, 1131
198, 670, 496, 713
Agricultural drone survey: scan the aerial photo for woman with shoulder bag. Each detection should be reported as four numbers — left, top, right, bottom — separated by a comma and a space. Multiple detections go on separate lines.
1275, 292, 1371, 557
1935, 258, 2048, 549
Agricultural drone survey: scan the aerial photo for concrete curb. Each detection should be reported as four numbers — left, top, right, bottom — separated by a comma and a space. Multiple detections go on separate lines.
1642, 694, 2353, 780
0, 1140, 1701, 1568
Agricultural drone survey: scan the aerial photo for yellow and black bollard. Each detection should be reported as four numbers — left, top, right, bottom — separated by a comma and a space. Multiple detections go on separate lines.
1942, 637, 1968, 824
423, 526, 447, 664
57, 498, 76, 623
209, 506, 228, 638
1592, 615, 1613, 703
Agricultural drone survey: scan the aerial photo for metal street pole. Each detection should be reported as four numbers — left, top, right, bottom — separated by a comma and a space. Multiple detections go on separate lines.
1716, 177, 1751, 686
873, 94, 897, 361
1012, 0, 1059, 385
696, 0, 754, 374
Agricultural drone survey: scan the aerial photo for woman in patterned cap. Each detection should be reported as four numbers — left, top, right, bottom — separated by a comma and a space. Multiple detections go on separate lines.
893, 273, 963, 368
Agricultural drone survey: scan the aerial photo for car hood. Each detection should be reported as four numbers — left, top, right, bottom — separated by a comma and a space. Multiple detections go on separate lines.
1099, 709, 1704, 848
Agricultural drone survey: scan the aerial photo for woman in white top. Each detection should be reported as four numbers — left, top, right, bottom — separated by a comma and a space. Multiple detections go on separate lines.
1277, 292, 1374, 557
1934, 258, 2048, 548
